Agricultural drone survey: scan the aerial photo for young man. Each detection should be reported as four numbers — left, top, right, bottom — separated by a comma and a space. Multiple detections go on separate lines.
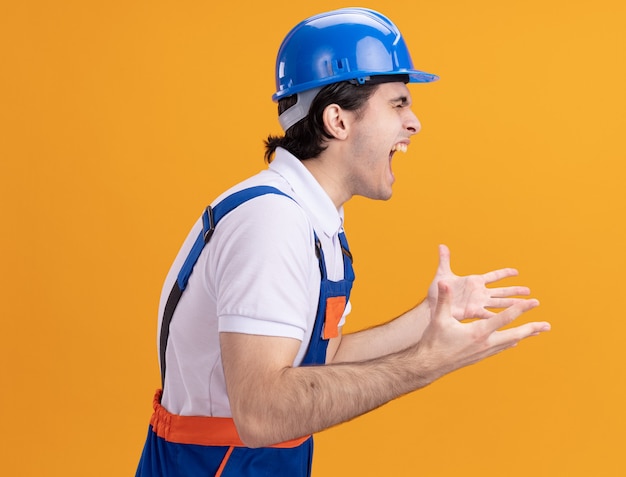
136, 8, 550, 476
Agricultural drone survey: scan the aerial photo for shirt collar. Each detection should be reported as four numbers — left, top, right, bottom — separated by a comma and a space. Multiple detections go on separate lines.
269, 147, 344, 238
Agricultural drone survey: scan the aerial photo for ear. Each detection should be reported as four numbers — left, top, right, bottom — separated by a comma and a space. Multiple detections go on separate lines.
322, 104, 350, 140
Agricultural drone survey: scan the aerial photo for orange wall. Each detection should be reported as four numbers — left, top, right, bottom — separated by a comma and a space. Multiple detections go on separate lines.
1, 1, 625, 475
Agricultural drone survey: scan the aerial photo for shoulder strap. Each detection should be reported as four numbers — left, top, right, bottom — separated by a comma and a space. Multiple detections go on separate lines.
159, 186, 293, 388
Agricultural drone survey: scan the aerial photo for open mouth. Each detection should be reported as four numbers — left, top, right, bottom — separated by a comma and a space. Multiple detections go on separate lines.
388, 143, 409, 182
391, 143, 408, 154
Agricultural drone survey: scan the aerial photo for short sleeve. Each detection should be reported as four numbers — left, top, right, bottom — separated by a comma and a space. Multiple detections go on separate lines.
206, 194, 320, 341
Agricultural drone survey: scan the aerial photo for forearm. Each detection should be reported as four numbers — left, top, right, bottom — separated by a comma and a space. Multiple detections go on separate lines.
331, 299, 431, 363
230, 344, 433, 448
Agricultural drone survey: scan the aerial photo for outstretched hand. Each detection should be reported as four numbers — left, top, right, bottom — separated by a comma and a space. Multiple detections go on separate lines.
427, 245, 532, 320
417, 280, 549, 381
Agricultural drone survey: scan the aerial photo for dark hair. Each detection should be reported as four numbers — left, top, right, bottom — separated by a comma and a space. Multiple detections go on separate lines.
264, 81, 379, 163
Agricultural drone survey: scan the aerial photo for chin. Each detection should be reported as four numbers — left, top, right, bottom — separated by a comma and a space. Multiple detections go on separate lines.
381, 183, 395, 200
369, 189, 394, 201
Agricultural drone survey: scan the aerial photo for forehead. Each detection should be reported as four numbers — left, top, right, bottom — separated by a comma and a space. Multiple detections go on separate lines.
371, 81, 412, 102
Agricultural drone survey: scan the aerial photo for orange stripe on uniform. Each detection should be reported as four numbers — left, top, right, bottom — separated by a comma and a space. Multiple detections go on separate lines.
323, 296, 346, 339
149, 389, 310, 448
215, 446, 234, 477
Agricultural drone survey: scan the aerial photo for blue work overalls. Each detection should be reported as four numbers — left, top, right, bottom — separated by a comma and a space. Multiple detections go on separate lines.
136, 186, 355, 477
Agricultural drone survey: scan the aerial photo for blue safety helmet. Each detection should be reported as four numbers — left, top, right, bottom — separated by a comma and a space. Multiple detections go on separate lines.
272, 7, 438, 101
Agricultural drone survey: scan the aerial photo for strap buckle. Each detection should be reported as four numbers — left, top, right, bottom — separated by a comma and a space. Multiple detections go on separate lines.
203, 206, 216, 243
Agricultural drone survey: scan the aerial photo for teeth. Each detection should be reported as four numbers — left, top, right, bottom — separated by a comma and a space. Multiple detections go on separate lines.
392, 143, 408, 153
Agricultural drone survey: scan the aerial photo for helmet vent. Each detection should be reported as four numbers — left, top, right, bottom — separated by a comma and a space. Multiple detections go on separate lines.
333, 58, 350, 75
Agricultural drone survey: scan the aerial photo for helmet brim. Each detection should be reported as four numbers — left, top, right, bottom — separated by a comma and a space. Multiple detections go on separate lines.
272, 70, 439, 102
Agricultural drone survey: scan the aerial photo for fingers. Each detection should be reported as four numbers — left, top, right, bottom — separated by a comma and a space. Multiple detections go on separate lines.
479, 298, 541, 335
481, 267, 519, 284
472, 309, 497, 319
485, 297, 531, 309
428, 280, 549, 372
490, 320, 551, 349
437, 244, 451, 274
465, 297, 533, 319
434, 280, 453, 321
489, 286, 531, 298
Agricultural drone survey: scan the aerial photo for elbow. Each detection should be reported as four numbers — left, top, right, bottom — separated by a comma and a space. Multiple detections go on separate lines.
232, 405, 307, 448
231, 409, 274, 449
233, 409, 311, 449
237, 427, 265, 449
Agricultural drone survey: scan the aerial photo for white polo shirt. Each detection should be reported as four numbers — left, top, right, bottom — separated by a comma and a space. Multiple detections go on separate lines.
159, 148, 352, 417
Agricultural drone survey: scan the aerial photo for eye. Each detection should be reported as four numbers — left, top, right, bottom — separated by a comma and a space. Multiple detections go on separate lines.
392, 97, 410, 109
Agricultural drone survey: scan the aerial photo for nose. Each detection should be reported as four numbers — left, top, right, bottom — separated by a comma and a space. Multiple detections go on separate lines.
405, 109, 421, 136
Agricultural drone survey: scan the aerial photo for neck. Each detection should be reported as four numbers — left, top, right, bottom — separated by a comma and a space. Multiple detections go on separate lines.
301, 153, 351, 209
